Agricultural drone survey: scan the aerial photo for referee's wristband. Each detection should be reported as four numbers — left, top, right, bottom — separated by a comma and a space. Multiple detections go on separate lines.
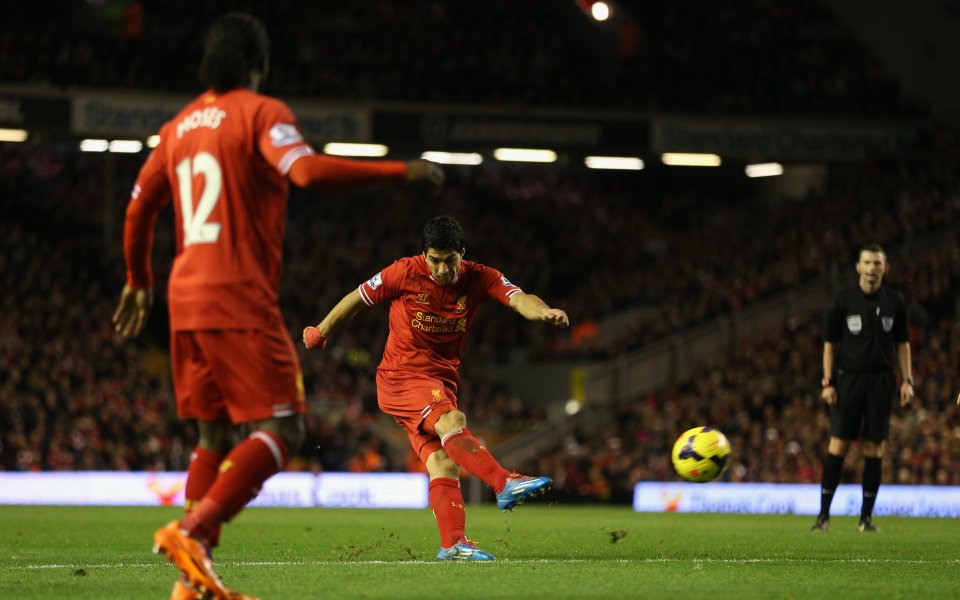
821, 377, 834, 388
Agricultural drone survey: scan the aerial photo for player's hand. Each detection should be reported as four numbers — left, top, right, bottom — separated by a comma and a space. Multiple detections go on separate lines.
112, 285, 153, 339
821, 386, 837, 406
541, 308, 570, 328
900, 381, 914, 407
405, 159, 444, 197
303, 326, 327, 350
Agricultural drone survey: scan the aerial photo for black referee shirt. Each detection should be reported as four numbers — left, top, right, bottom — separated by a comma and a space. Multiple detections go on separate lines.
823, 284, 909, 373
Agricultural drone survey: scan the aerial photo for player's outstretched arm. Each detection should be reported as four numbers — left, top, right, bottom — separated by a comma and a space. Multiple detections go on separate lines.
303, 289, 367, 349
288, 155, 443, 196
508, 292, 569, 328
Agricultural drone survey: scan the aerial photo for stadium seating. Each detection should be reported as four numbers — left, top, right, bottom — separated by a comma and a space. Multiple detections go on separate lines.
3, 138, 959, 496
0, 0, 922, 115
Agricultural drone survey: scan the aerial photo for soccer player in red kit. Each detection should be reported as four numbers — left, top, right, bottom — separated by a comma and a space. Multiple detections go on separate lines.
111, 13, 443, 599
303, 216, 569, 561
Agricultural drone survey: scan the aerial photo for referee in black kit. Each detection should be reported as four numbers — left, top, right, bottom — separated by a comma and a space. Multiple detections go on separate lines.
812, 243, 914, 532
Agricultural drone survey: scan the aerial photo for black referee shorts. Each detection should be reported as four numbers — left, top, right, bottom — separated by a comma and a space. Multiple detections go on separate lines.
829, 371, 896, 442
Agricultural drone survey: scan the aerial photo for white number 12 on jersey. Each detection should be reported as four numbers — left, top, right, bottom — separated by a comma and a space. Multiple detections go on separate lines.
175, 153, 222, 246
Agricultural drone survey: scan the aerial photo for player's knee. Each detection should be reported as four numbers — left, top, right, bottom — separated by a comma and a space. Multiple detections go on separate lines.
254, 416, 305, 455
197, 419, 234, 455
426, 450, 460, 479
434, 410, 467, 436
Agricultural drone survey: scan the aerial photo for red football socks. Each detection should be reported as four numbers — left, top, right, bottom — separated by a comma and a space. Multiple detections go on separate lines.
440, 428, 509, 493
182, 431, 288, 543
429, 478, 466, 548
184, 447, 224, 547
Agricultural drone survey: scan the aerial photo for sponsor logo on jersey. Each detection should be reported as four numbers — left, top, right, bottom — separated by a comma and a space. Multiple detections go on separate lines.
176, 107, 228, 138
367, 272, 383, 290
416, 293, 431, 304
846, 315, 862, 334
411, 311, 466, 334
881, 316, 894, 332
268, 123, 304, 147
454, 296, 467, 313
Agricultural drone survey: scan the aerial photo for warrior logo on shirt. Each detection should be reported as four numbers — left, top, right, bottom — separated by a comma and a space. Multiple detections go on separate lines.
416, 293, 430, 304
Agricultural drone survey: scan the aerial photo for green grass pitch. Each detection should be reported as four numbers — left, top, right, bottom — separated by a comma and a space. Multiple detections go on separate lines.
1, 504, 958, 599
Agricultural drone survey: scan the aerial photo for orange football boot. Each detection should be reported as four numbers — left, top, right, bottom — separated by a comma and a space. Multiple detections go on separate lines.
170, 579, 200, 600
153, 520, 235, 600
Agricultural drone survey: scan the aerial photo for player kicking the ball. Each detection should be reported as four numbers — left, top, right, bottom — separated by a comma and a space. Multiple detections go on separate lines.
303, 216, 568, 561
113, 13, 442, 599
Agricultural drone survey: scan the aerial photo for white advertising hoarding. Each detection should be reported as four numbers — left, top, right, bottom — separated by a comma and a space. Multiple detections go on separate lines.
634, 482, 960, 518
0, 472, 428, 509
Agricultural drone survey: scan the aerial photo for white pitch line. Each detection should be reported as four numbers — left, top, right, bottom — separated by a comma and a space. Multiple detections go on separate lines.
6, 557, 960, 570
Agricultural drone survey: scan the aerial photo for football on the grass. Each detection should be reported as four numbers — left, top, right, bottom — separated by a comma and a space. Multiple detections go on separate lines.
671, 426, 732, 483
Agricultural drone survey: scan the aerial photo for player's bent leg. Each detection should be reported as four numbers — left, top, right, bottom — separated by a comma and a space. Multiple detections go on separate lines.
433, 411, 552, 510
432, 411, 511, 492
181, 422, 294, 545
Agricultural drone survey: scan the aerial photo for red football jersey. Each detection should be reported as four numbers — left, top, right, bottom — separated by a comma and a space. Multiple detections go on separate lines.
126, 89, 314, 330
124, 89, 407, 330
358, 255, 523, 390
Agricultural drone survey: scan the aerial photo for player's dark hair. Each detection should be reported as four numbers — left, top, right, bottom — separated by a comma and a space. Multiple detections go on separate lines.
422, 216, 465, 253
860, 243, 886, 257
198, 13, 269, 92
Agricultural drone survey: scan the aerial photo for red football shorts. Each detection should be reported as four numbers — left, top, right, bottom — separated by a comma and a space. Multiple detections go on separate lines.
171, 323, 305, 424
376, 371, 457, 464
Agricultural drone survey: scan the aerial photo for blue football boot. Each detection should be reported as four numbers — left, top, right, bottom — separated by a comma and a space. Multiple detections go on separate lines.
436, 536, 496, 561
496, 474, 552, 511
